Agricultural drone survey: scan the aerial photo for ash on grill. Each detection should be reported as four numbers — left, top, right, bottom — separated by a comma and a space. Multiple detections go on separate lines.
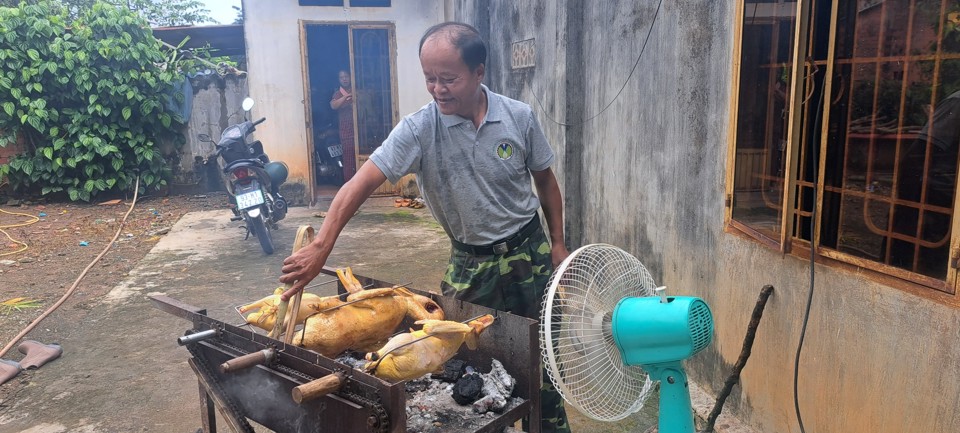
336, 354, 525, 433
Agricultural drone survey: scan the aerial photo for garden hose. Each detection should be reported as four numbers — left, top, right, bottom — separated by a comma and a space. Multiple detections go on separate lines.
0, 176, 140, 359
0, 208, 39, 257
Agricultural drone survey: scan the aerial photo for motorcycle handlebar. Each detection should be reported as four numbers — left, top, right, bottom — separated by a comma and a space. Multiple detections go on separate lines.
253, 117, 267, 126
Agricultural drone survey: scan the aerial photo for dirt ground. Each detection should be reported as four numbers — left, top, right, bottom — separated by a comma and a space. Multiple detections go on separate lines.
0, 192, 229, 346
0, 192, 231, 412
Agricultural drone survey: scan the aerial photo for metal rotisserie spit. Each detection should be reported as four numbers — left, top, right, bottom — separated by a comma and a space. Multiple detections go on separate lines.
150, 268, 541, 433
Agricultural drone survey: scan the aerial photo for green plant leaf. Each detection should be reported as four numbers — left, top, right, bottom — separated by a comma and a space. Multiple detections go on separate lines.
0, 1, 191, 203
27, 115, 41, 131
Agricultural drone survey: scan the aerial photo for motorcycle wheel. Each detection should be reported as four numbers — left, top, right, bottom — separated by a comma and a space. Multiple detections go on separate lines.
248, 214, 275, 255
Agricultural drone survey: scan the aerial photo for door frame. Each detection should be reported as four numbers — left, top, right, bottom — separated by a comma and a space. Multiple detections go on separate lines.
299, 20, 400, 199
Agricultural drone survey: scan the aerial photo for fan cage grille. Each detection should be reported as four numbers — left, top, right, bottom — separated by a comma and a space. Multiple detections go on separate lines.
541, 244, 657, 422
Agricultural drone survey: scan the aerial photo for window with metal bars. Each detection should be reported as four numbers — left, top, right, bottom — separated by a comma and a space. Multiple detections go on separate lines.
729, 0, 960, 294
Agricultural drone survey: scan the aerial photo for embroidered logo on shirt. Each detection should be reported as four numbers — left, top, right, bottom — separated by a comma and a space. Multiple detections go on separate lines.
496, 142, 514, 160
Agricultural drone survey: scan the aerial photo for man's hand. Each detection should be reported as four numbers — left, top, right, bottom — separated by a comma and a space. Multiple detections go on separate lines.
279, 243, 329, 301
550, 242, 570, 269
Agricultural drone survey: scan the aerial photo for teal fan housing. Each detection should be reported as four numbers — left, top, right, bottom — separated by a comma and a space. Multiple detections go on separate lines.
612, 296, 714, 366
541, 244, 715, 433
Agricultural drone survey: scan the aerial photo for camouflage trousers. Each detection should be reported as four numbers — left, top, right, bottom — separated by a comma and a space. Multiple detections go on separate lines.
441, 227, 572, 433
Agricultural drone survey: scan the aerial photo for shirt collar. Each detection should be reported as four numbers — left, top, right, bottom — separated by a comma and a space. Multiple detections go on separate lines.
439, 84, 501, 127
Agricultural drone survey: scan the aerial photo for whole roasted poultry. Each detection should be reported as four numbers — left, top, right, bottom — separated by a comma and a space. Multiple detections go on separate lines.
363, 314, 496, 382
292, 285, 444, 357
238, 288, 325, 330
238, 267, 375, 331
238, 267, 445, 358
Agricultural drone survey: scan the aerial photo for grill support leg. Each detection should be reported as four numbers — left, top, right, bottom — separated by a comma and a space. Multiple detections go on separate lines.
199, 377, 217, 433
189, 358, 254, 433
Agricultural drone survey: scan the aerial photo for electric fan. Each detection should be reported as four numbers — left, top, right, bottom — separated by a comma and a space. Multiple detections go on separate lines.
541, 243, 714, 433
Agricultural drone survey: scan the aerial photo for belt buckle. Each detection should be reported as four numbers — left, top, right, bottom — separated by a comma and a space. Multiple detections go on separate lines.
492, 242, 509, 255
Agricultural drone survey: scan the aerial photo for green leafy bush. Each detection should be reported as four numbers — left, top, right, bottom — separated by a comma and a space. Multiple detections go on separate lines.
0, 1, 185, 201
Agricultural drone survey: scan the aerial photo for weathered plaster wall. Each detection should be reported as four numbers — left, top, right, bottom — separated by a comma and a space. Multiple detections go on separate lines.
240, 0, 444, 194
456, 1, 960, 432
179, 74, 248, 178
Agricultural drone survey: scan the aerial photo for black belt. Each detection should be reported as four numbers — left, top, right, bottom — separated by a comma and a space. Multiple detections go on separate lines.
450, 216, 541, 256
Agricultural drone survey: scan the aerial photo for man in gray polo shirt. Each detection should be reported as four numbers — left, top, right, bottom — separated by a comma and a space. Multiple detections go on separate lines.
280, 22, 571, 432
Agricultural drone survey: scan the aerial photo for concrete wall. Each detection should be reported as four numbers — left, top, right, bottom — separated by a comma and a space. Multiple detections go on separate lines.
240, 0, 444, 195
175, 73, 248, 182
454, 1, 960, 433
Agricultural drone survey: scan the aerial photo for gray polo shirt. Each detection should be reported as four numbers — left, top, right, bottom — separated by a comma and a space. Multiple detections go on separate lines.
369, 85, 555, 245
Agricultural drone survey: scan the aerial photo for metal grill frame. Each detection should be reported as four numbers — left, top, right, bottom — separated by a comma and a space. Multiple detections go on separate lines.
152, 267, 541, 433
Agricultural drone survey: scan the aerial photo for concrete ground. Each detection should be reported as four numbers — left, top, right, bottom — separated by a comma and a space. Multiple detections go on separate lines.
0, 196, 746, 433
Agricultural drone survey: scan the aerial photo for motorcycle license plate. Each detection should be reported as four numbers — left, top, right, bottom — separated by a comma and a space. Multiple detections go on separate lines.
328, 144, 343, 158
236, 188, 264, 210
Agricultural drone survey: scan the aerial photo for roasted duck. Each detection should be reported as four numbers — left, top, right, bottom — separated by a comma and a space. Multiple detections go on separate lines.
363, 314, 495, 382
238, 267, 367, 331
238, 288, 326, 331
292, 286, 444, 357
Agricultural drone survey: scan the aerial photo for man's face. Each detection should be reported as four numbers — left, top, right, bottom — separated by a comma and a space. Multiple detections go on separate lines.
420, 38, 484, 117
339, 71, 351, 88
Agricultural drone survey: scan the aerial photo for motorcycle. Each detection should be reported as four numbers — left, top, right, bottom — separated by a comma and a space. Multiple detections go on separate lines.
198, 97, 288, 255
314, 124, 344, 185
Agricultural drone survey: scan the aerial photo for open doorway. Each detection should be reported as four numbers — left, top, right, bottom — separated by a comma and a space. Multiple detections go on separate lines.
304, 23, 397, 196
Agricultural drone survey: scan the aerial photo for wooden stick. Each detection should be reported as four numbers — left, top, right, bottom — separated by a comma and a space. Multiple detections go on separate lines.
702, 285, 774, 433
269, 225, 315, 341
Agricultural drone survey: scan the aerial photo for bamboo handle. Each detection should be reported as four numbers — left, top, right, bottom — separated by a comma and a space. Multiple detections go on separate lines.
292, 372, 345, 404
270, 225, 315, 341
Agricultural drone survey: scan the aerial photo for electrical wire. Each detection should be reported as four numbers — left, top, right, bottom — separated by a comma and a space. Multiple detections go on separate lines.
0, 208, 40, 257
531, 0, 663, 127
794, 58, 826, 433
0, 175, 140, 359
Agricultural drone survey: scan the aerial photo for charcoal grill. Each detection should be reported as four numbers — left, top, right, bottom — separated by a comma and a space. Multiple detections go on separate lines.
150, 267, 541, 433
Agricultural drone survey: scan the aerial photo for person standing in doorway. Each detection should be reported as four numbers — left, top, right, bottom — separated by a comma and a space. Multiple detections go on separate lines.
282, 22, 571, 432
330, 69, 356, 181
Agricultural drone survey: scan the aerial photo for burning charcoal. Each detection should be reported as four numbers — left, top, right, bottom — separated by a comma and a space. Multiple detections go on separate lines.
333, 352, 367, 370
451, 372, 484, 405
435, 359, 467, 383
472, 359, 516, 414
